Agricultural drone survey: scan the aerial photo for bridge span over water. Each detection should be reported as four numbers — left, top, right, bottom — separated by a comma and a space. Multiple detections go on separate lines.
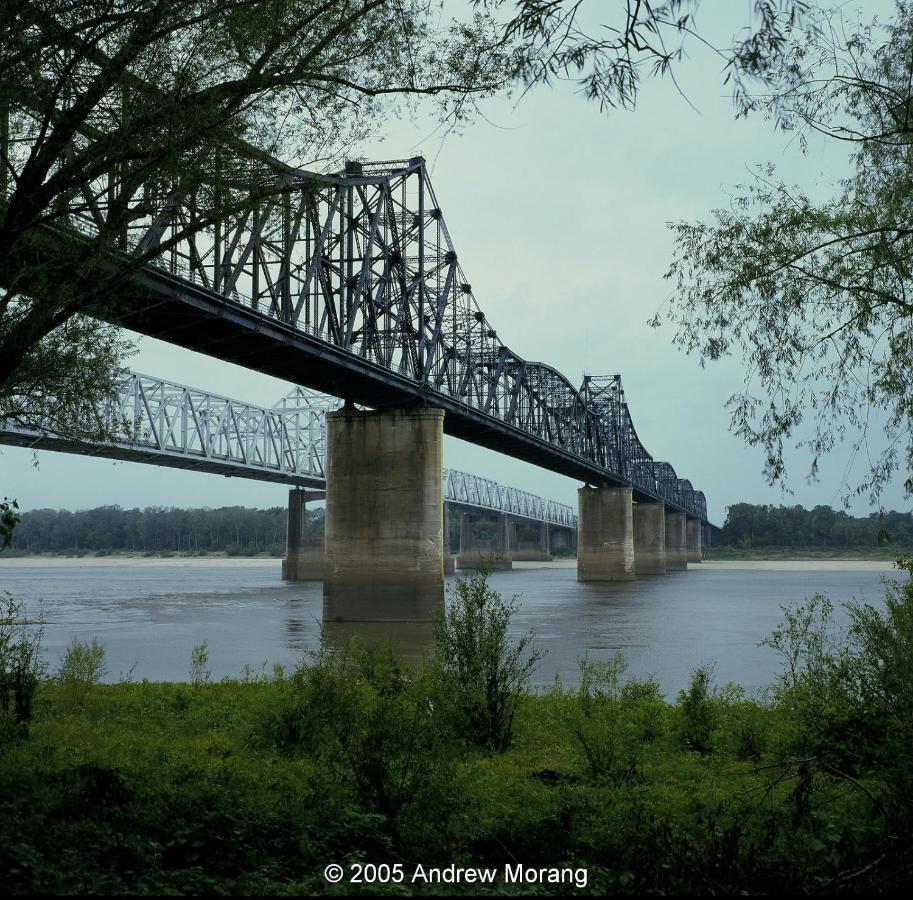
3, 140, 712, 620
0, 371, 580, 577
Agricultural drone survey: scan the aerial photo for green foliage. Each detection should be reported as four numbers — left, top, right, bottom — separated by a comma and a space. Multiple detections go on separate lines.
573, 654, 662, 784
4, 566, 913, 892
1, 496, 19, 550
718, 502, 913, 552
1, 1, 513, 431
57, 638, 107, 709
485, 0, 809, 114
434, 571, 543, 750
664, 4, 913, 501
189, 642, 211, 689
0, 593, 44, 738
251, 638, 457, 848
10, 504, 300, 555
677, 663, 718, 755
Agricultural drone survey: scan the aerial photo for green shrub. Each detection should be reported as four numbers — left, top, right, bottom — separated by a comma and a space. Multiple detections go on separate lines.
434, 571, 542, 750
57, 637, 107, 708
252, 639, 457, 846
573, 654, 663, 782
190, 641, 211, 688
678, 663, 718, 754
0, 593, 45, 737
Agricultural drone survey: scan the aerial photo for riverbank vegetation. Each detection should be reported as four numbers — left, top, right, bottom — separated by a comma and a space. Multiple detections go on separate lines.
709, 504, 913, 560
2, 568, 913, 894
4, 505, 318, 557
9, 501, 913, 561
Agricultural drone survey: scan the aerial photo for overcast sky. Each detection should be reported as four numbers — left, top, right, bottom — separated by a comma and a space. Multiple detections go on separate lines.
1, 1, 904, 523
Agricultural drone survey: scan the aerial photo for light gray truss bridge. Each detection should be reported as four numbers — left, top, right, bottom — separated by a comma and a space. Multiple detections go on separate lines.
0, 372, 328, 488
444, 470, 575, 528
0, 372, 576, 526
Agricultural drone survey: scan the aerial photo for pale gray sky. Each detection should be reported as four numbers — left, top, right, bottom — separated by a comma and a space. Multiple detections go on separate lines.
1, 2, 904, 523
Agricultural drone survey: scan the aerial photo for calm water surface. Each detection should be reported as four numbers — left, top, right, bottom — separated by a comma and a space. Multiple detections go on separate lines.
0, 559, 898, 696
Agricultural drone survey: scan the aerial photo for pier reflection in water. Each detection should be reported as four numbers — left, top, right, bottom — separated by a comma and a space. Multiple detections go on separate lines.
322, 620, 437, 668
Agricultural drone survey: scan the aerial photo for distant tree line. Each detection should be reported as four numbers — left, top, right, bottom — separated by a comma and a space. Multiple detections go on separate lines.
720, 503, 913, 550
10, 502, 913, 556
11, 505, 324, 556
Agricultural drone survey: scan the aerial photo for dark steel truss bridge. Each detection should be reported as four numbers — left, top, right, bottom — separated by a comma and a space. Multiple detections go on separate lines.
3, 154, 707, 521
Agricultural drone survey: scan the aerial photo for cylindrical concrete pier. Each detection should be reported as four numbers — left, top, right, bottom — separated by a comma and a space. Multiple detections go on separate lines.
577, 485, 634, 581
633, 501, 666, 575
281, 488, 326, 580
687, 518, 703, 563
664, 509, 688, 571
323, 406, 444, 622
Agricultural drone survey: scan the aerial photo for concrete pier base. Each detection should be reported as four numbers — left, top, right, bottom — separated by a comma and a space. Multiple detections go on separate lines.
549, 525, 577, 556
456, 512, 512, 570
323, 406, 444, 622
634, 502, 666, 576
687, 519, 703, 563
281, 489, 326, 580
509, 519, 552, 562
664, 509, 688, 571
577, 485, 634, 582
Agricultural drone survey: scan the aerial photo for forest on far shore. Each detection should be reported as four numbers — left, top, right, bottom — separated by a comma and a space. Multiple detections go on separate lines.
3, 502, 912, 557
718, 503, 913, 552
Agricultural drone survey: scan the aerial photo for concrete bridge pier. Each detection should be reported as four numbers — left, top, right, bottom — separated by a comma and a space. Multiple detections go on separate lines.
577, 485, 634, 581
457, 512, 513, 570
509, 518, 552, 562
664, 509, 688, 571
633, 501, 666, 576
548, 525, 577, 554
687, 518, 703, 563
281, 488, 326, 580
323, 406, 444, 623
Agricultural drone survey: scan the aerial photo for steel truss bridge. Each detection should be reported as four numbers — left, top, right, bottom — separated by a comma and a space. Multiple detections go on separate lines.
0, 372, 577, 529
3, 147, 707, 521
444, 470, 575, 528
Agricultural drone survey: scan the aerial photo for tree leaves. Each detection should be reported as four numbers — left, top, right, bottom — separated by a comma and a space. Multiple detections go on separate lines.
665, 5, 913, 504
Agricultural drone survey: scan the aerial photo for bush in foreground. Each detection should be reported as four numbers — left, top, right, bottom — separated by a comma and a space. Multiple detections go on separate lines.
1, 569, 913, 893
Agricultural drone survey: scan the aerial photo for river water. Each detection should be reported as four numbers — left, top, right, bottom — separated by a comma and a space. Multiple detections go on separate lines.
0, 558, 900, 697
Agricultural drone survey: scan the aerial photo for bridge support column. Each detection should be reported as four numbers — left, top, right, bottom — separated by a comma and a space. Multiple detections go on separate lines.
664, 510, 688, 571
577, 485, 634, 582
549, 525, 577, 555
510, 519, 552, 562
457, 512, 513, 570
281, 488, 326, 580
633, 502, 666, 576
323, 406, 444, 622
687, 519, 703, 563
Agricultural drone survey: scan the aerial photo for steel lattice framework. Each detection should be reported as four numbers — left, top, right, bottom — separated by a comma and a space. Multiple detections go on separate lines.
444, 469, 576, 528
3, 148, 708, 521
0, 372, 577, 526
0, 373, 329, 487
